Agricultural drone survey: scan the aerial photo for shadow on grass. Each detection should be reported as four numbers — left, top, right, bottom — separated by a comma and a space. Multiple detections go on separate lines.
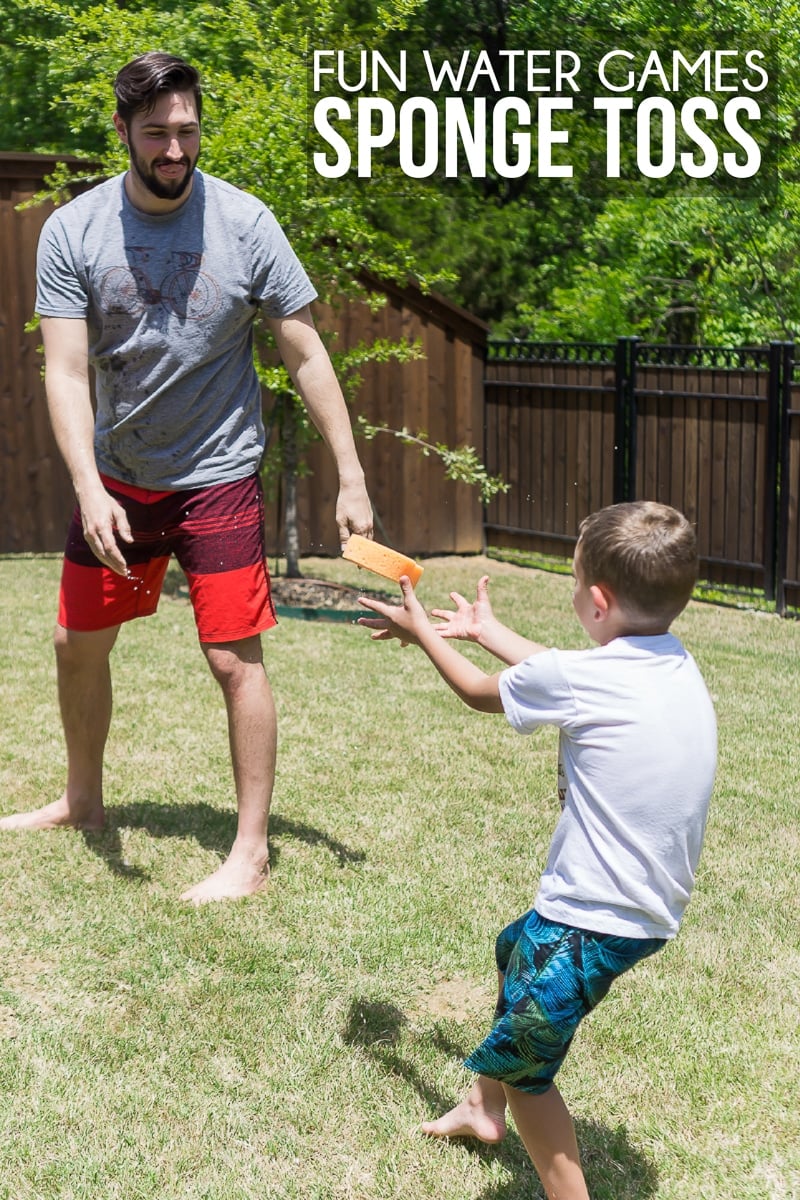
343, 998, 471, 1116
341, 997, 659, 1200
81, 802, 365, 880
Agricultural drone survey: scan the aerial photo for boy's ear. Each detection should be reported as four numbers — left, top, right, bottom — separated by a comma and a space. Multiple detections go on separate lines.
589, 582, 613, 618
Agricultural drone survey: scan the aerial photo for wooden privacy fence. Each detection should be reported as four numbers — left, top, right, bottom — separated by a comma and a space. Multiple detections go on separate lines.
0, 153, 93, 552
484, 338, 800, 613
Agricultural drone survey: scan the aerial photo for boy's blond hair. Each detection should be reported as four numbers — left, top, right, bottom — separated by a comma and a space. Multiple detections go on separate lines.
577, 501, 698, 625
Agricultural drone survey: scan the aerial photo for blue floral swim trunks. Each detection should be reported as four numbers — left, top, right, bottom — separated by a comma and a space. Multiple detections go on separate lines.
465, 909, 665, 1094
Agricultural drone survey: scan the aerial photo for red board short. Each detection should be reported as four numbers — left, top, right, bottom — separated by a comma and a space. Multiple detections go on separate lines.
58, 473, 277, 643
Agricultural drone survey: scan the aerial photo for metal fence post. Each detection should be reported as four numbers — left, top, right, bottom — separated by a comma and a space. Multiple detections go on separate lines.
774, 341, 795, 613
613, 337, 639, 503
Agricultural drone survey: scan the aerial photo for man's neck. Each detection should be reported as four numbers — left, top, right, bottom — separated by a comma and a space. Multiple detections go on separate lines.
123, 170, 195, 215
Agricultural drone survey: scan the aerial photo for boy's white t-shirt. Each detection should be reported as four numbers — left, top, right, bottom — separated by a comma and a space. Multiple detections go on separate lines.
499, 634, 717, 939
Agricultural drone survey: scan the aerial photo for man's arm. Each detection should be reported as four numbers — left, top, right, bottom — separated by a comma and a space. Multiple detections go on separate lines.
40, 317, 132, 575
268, 306, 373, 546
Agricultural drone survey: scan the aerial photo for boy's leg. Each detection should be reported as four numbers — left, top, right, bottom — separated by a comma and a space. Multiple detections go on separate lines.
0, 624, 120, 831
503, 1082, 590, 1200
180, 635, 276, 904
423, 1075, 589, 1199
422, 970, 508, 1142
421, 1073, 507, 1143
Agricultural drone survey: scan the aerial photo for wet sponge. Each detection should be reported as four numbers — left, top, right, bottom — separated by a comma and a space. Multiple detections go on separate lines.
342, 535, 424, 587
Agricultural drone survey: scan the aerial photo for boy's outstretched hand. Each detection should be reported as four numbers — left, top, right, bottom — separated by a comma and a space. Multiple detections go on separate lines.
359, 574, 508, 712
430, 574, 494, 642
357, 575, 429, 645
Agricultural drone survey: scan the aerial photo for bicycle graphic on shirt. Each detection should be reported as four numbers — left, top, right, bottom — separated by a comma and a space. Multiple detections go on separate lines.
99, 247, 221, 320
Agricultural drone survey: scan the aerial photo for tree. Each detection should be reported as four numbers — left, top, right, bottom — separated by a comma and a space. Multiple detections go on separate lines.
353, 0, 800, 343
8, 0, 796, 397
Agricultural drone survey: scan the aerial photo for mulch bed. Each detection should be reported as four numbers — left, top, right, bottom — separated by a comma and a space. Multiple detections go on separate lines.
270, 576, 396, 612
162, 566, 397, 618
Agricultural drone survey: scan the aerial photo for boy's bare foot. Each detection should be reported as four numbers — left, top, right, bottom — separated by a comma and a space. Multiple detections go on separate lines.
180, 855, 269, 905
0, 796, 105, 832
421, 1097, 507, 1144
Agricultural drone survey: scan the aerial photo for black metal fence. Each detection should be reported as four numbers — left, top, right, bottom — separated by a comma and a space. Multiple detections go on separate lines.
484, 338, 799, 614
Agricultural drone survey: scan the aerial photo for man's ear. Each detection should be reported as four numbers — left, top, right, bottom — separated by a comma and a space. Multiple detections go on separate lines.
589, 583, 612, 619
112, 113, 129, 145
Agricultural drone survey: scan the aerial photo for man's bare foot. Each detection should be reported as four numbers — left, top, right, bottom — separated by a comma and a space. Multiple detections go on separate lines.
180, 856, 269, 905
0, 796, 105, 832
421, 1097, 507, 1144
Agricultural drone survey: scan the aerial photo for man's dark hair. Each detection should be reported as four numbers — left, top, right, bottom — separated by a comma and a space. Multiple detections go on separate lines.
114, 52, 202, 124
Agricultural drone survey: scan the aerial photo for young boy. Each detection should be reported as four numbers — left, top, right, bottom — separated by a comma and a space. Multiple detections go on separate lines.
357, 501, 717, 1200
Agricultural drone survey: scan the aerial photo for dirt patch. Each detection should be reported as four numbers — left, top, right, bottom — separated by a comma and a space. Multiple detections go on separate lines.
419, 976, 492, 1022
162, 567, 394, 612
270, 577, 395, 611
0, 1004, 19, 1039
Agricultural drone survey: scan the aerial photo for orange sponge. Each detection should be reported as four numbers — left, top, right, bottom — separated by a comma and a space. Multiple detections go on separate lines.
342, 534, 424, 587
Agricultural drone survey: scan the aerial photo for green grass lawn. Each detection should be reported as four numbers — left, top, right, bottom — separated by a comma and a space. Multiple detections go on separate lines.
0, 552, 798, 1199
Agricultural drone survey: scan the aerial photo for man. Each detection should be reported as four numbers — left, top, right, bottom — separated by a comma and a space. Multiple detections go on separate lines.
0, 52, 373, 903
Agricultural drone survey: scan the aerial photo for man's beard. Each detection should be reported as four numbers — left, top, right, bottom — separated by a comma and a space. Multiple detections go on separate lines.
128, 141, 198, 201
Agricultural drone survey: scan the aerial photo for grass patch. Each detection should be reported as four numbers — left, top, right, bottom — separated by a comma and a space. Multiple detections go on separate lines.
487, 543, 785, 614
0, 552, 798, 1198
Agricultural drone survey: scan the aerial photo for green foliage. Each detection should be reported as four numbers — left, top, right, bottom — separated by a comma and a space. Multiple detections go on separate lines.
357, 0, 800, 343
357, 417, 510, 503
5, 0, 800, 348
506, 193, 800, 343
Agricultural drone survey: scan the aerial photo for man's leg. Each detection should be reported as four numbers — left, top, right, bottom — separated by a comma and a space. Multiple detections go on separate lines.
180, 634, 276, 904
503, 1082, 590, 1200
0, 623, 119, 830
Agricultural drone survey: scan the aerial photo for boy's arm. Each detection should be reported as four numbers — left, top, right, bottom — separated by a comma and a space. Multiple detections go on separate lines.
431, 575, 548, 665
359, 577, 505, 713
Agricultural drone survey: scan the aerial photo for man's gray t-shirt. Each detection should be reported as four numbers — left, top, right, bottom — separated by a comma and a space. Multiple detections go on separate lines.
35, 169, 318, 489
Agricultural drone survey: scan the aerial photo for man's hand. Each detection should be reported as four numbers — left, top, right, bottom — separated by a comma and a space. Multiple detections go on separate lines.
430, 574, 494, 642
336, 477, 373, 548
78, 485, 134, 576
357, 575, 428, 645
